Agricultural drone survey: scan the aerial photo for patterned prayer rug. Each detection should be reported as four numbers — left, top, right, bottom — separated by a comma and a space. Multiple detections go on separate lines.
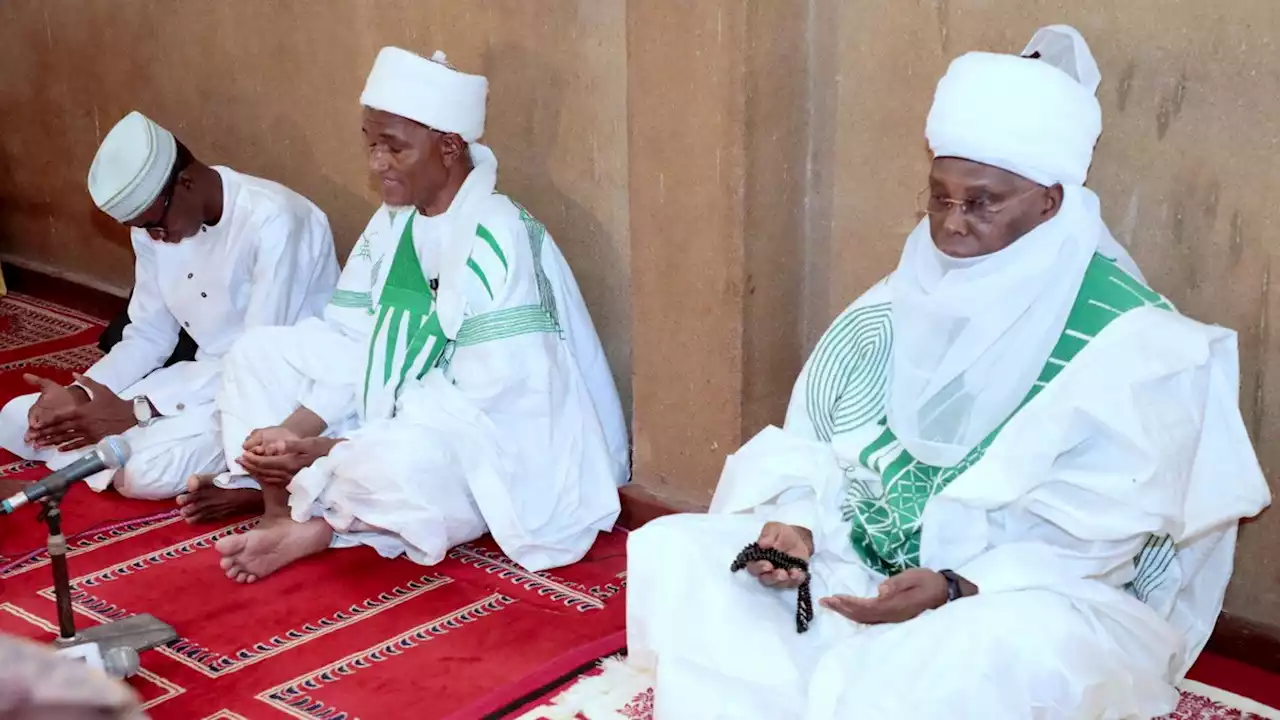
0, 292, 628, 718
510, 655, 1280, 720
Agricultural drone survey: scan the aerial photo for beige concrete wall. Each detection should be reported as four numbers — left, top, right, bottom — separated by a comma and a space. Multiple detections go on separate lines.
1, 0, 1276, 627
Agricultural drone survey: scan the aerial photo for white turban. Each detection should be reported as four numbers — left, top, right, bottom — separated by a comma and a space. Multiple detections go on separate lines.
925, 48, 1101, 187
1021, 24, 1101, 94
87, 111, 176, 223
360, 47, 488, 142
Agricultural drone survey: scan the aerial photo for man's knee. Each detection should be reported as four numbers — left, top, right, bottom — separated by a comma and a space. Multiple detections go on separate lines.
112, 457, 188, 500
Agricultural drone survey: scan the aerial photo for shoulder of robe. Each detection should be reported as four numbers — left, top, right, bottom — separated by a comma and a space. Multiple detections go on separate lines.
465, 194, 532, 298
338, 205, 397, 266
242, 178, 328, 234
127, 226, 153, 254
823, 277, 893, 329
474, 193, 526, 255
1093, 304, 1233, 359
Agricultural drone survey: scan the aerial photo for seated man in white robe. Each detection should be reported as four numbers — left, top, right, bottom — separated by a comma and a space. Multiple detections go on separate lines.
625, 26, 1271, 719
0, 112, 339, 500
197, 47, 628, 580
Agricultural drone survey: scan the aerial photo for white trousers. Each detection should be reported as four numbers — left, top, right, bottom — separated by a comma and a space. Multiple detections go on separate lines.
627, 514, 1182, 720
0, 376, 222, 500
216, 323, 362, 490
291, 418, 487, 564
218, 324, 481, 558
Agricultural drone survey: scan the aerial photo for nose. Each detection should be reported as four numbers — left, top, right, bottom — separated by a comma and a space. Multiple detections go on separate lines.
941, 205, 970, 237
368, 147, 390, 174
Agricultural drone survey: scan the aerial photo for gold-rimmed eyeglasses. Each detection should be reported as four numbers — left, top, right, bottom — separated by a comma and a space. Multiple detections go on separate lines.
916, 186, 1041, 224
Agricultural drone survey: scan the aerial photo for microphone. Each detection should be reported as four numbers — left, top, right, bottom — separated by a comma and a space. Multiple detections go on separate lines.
1, 436, 130, 514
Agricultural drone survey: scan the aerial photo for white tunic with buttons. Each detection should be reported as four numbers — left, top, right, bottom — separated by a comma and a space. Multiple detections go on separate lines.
0, 166, 340, 498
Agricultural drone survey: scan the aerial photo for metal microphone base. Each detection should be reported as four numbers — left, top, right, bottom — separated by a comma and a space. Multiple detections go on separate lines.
52, 613, 178, 651
36, 490, 178, 676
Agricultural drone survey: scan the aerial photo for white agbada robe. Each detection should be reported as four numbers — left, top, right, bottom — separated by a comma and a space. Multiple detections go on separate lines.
218, 144, 628, 572
626, 33, 1271, 720
0, 167, 338, 499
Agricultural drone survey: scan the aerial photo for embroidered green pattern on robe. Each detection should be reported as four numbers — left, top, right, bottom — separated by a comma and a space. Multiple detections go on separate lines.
362, 212, 450, 414
453, 203, 559, 348
830, 255, 1172, 575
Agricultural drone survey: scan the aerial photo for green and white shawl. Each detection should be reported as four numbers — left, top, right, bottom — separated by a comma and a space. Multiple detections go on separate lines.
801, 254, 1174, 576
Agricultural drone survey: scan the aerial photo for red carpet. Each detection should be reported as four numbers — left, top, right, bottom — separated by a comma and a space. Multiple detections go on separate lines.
0, 292, 628, 719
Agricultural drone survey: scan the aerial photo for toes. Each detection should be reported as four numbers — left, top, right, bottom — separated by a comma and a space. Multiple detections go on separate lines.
214, 534, 247, 557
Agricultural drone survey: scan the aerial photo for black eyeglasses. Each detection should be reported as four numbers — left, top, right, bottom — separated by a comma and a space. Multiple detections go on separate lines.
138, 168, 181, 233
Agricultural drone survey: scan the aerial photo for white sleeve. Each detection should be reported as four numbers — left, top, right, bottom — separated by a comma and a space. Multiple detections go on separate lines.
945, 312, 1270, 597
299, 212, 389, 424
955, 522, 1149, 595
241, 212, 308, 328
321, 215, 383, 339
84, 233, 178, 394
142, 360, 221, 416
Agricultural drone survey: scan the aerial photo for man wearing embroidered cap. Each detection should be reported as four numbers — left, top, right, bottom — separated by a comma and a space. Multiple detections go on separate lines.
0, 112, 339, 501
622, 27, 1269, 718
201, 47, 628, 579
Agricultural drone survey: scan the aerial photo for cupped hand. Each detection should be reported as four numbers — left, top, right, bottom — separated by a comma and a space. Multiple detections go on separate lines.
820, 568, 949, 625
747, 522, 815, 590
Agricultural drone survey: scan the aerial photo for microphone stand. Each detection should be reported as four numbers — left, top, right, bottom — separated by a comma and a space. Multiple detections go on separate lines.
38, 487, 177, 662
41, 491, 78, 640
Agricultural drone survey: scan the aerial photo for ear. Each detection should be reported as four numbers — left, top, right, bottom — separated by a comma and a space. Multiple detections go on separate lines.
1042, 184, 1065, 218
177, 170, 196, 189
439, 133, 467, 167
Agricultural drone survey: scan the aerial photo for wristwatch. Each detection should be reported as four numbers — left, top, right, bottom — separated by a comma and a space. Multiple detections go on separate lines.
938, 569, 964, 603
132, 396, 157, 428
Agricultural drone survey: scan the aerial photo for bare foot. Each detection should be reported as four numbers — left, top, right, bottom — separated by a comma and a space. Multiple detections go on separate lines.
214, 517, 332, 583
176, 474, 263, 524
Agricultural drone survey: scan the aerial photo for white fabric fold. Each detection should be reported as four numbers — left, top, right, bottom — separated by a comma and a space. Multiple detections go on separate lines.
436, 144, 498, 339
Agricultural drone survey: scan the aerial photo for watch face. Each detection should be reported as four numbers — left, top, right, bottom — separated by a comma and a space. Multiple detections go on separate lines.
133, 398, 152, 424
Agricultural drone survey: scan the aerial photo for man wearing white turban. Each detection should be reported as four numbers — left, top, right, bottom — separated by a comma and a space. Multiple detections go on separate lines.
199, 48, 628, 581
621, 26, 1270, 718
0, 112, 338, 500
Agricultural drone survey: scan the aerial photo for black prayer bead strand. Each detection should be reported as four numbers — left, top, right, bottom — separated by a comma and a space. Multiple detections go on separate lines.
730, 542, 815, 634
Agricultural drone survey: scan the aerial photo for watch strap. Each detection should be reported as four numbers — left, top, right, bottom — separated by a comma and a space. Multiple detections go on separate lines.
939, 569, 963, 603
